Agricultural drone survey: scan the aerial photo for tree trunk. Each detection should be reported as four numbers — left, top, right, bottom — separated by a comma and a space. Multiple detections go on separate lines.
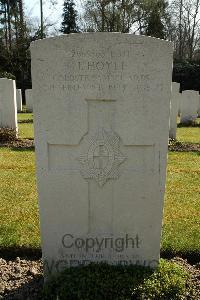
179, 0, 183, 60
6, 0, 12, 51
18, 0, 25, 40
3, 3, 8, 49
40, 0, 44, 38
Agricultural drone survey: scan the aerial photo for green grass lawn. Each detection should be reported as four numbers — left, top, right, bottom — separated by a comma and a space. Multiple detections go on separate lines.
176, 127, 200, 144
0, 113, 199, 256
0, 147, 40, 248
176, 117, 200, 144
162, 151, 200, 254
17, 113, 34, 140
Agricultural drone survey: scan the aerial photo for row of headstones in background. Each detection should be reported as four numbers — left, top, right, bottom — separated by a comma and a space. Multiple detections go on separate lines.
31, 33, 173, 277
16, 89, 22, 112
16, 88, 33, 113
180, 90, 200, 123
0, 78, 18, 133
169, 83, 200, 139
17, 88, 33, 112
0, 78, 33, 132
25, 89, 33, 112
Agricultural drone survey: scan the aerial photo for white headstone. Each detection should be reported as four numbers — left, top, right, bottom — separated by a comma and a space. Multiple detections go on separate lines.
25, 89, 33, 112
178, 90, 182, 117
169, 82, 180, 139
180, 90, 199, 124
31, 33, 173, 276
197, 94, 200, 117
16, 89, 22, 112
0, 78, 18, 131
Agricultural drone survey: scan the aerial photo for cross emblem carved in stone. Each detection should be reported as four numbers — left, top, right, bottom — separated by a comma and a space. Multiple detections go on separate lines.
49, 98, 154, 233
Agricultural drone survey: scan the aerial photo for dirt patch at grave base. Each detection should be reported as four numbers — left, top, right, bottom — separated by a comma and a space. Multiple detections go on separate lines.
0, 258, 43, 300
0, 139, 34, 150
0, 127, 34, 150
0, 257, 199, 300
169, 140, 200, 152
171, 257, 200, 300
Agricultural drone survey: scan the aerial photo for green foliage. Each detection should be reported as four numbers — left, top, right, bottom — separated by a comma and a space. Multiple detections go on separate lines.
0, 38, 9, 72
133, 259, 189, 299
146, 0, 168, 38
0, 71, 15, 79
60, 0, 79, 34
173, 61, 200, 91
43, 260, 189, 300
0, 0, 31, 89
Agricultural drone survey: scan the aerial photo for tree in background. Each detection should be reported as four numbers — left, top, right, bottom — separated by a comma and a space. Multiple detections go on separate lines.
145, 0, 169, 39
0, 0, 31, 95
81, 0, 170, 36
60, 0, 79, 34
0, 0, 199, 92
169, 0, 200, 61
82, 0, 141, 33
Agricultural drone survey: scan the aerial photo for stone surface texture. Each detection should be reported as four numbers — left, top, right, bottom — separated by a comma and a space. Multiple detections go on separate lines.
0, 78, 18, 130
26, 89, 33, 112
180, 90, 199, 124
16, 89, 22, 112
197, 95, 200, 117
31, 33, 173, 276
169, 82, 180, 139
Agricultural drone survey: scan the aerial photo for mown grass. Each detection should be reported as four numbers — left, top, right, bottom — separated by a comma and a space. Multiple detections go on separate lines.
162, 151, 200, 254
17, 113, 34, 139
177, 127, 200, 144
0, 113, 199, 257
0, 147, 40, 248
176, 117, 200, 144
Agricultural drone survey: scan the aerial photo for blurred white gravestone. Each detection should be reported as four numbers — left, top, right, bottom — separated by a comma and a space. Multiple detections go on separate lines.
25, 89, 33, 112
180, 90, 199, 124
0, 78, 18, 132
169, 82, 180, 139
178, 92, 182, 117
198, 94, 200, 117
16, 89, 22, 112
31, 33, 173, 276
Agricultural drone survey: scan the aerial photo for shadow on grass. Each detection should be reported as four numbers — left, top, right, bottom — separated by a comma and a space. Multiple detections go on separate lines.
10, 145, 35, 151
0, 246, 199, 264
0, 264, 154, 300
0, 247, 41, 260
18, 119, 33, 124
161, 249, 200, 264
177, 122, 200, 128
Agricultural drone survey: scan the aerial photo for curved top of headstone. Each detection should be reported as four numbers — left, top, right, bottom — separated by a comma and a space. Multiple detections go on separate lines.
31, 32, 172, 50
0, 78, 13, 81
183, 90, 199, 95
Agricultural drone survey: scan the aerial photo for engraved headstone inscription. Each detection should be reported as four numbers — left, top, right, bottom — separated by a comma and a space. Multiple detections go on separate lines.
0, 78, 17, 131
31, 33, 173, 277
